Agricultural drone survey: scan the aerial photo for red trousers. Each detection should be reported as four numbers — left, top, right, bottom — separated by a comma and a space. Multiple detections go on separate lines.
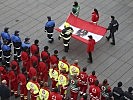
10, 79, 18, 96
70, 90, 79, 100
60, 86, 67, 97
20, 85, 28, 100
31, 94, 38, 100
23, 61, 30, 72
80, 84, 88, 94
52, 80, 58, 89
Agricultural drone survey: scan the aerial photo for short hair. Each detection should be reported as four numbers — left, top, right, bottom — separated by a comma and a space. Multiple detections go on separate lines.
92, 70, 95, 75
34, 39, 39, 44
88, 35, 93, 39
118, 81, 123, 87
128, 87, 133, 93
111, 16, 115, 20
44, 46, 49, 51
94, 80, 99, 86
82, 67, 87, 72
54, 50, 58, 54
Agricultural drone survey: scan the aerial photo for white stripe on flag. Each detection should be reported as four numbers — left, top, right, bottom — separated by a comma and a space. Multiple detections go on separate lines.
59, 23, 103, 42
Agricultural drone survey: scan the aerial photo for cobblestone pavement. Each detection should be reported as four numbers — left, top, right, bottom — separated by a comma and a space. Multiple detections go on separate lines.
0, 0, 133, 100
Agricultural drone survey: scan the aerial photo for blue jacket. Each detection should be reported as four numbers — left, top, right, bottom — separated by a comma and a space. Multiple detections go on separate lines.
22, 42, 31, 48
45, 20, 55, 28
2, 45, 11, 51
1, 32, 11, 40
11, 34, 21, 43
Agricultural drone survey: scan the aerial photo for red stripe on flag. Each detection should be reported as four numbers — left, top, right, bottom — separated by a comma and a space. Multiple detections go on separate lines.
66, 13, 107, 36
55, 28, 88, 44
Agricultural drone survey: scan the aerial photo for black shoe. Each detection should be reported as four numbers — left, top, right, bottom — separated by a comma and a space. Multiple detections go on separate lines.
106, 36, 109, 41
110, 42, 115, 45
87, 60, 93, 63
15, 95, 20, 98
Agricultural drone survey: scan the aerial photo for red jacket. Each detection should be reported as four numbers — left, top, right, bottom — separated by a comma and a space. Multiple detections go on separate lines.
79, 72, 88, 84
30, 55, 38, 67
50, 55, 59, 65
89, 85, 101, 100
8, 70, 16, 82
17, 73, 27, 85
87, 39, 96, 52
28, 67, 37, 79
38, 61, 47, 79
10, 60, 20, 74
21, 51, 30, 62
88, 74, 97, 85
0, 67, 9, 85
30, 44, 39, 55
49, 92, 62, 100
41, 51, 50, 67
91, 11, 99, 22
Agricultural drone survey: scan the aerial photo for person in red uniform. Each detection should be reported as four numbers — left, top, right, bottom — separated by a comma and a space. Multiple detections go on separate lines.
49, 64, 59, 89
50, 50, 59, 66
30, 39, 40, 60
70, 74, 80, 100
39, 82, 51, 100
87, 35, 96, 63
38, 60, 48, 83
58, 70, 69, 99
79, 67, 88, 96
89, 80, 101, 100
30, 55, 39, 68
0, 60, 9, 86
21, 47, 30, 72
17, 67, 28, 100
26, 76, 40, 100
88, 70, 97, 86
8, 66, 19, 98
100, 79, 111, 100
41, 46, 50, 70
91, 8, 99, 24
49, 87, 62, 100
58, 56, 69, 74
28, 62, 37, 79
10, 59, 20, 74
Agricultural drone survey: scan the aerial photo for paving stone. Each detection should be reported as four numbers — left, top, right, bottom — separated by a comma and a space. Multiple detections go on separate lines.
109, 63, 132, 81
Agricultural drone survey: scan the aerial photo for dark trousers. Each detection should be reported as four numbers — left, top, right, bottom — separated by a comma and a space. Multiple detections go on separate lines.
0, 48, 2, 61
88, 52, 93, 63
14, 47, 21, 61
47, 33, 53, 43
63, 39, 70, 52
108, 32, 115, 44
3, 51, 11, 68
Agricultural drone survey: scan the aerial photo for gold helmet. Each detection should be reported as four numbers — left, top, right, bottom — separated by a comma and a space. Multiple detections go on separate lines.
64, 22, 70, 28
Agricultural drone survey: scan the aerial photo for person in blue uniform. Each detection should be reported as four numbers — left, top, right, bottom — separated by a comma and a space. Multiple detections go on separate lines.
2, 40, 11, 68
1, 27, 12, 47
45, 16, 55, 43
0, 38, 2, 62
21, 37, 31, 55
11, 30, 22, 61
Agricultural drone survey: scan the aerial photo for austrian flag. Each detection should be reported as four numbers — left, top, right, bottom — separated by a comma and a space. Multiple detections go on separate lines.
56, 13, 107, 44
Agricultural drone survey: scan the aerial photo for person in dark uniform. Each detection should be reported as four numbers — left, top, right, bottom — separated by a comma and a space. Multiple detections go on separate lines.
45, 16, 55, 43
0, 37, 2, 62
0, 80, 11, 100
11, 30, 22, 61
121, 87, 133, 100
1, 27, 12, 47
106, 16, 119, 45
113, 81, 124, 100
58, 22, 73, 52
2, 40, 11, 68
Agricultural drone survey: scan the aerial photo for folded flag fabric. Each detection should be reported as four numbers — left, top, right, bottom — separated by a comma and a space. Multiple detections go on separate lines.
55, 13, 107, 44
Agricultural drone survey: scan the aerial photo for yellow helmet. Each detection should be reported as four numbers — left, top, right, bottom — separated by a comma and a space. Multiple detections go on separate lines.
64, 22, 70, 28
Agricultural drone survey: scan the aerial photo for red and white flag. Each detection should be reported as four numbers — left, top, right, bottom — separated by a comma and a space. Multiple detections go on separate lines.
56, 13, 107, 44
